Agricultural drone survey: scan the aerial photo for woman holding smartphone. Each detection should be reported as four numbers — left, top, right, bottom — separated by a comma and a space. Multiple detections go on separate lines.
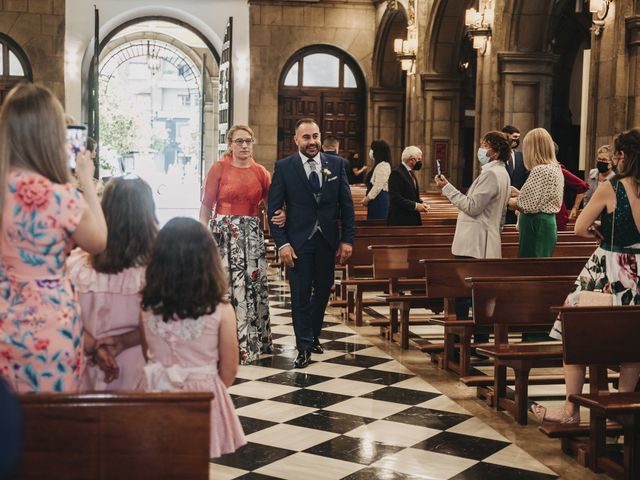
0, 83, 107, 393
434, 131, 512, 334
434, 131, 512, 259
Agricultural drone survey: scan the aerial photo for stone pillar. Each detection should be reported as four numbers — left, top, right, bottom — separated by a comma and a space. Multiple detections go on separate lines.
497, 52, 558, 134
420, 73, 464, 190
370, 87, 405, 166
583, 2, 629, 170
626, 15, 640, 127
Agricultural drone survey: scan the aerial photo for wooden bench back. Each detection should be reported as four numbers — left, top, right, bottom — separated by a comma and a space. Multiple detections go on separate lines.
558, 306, 640, 365
350, 235, 454, 266
470, 276, 576, 327
356, 225, 456, 235
354, 217, 458, 226
369, 242, 595, 280
15, 392, 213, 480
424, 257, 588, 298
371, 244, 455, 279
355, 228, 585, 242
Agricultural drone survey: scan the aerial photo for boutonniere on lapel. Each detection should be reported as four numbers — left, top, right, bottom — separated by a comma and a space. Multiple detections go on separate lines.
321, 166, 332, 177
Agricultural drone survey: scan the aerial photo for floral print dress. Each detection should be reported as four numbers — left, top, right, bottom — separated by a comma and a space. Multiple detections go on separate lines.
0, 170, 86, 392
202, 156, 273, 364
550, 177, 640, 339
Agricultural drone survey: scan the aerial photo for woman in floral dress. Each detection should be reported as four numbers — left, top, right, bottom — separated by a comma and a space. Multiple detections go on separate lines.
0, 84, 107, 393
199, 125, 284, 364
533, 128, 640, 423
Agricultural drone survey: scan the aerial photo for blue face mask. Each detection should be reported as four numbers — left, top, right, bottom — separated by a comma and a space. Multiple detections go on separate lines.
477, 147, 491, 165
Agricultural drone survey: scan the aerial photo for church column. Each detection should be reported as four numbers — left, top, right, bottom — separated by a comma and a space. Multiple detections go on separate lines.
419, 74, 464, 190
583, 1, 631, 166
496, 52, 558, 134
626, 15, 640, 127
370, 87, 406, 166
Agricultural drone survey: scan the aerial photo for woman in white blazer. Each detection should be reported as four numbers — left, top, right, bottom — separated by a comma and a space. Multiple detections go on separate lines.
434, 131, 512, 339
435, 131, 512, 258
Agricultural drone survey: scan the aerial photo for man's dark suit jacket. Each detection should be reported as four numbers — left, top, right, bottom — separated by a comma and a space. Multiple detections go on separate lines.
507, 150, 528, 189
505, 150, 529, 224
387, 164, 422, 226
322, 151, 350, 179
268, 152, 355, 253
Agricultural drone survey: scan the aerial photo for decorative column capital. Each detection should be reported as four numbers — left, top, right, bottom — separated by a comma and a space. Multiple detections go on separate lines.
420, 73, 465, 92
497, 52, 560, 76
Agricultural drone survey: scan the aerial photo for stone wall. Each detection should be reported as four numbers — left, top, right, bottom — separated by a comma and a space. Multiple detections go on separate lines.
0, 0, 65, 102
248, 0, 375, 172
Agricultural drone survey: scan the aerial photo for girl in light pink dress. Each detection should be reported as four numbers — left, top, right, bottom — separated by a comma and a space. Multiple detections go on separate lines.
139, 217, 245, 458
68, 176, 157, 390
0, 84, 107, 393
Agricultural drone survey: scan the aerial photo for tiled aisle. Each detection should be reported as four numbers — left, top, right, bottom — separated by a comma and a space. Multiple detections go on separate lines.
211, 280, 558, 480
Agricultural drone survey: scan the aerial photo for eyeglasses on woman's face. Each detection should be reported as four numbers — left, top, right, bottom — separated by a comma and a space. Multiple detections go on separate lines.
232, 138, 254, 146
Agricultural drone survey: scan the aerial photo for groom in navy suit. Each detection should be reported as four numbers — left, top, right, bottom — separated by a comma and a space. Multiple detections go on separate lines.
268, 118, 355, 368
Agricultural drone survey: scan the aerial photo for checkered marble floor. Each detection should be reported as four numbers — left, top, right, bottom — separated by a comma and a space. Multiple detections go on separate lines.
211, 281, 559, 480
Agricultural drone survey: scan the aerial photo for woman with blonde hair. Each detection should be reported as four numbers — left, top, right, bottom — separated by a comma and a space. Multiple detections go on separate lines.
199, 125, 284, 364
508, 127, 564, 257
0, 83, 107, 392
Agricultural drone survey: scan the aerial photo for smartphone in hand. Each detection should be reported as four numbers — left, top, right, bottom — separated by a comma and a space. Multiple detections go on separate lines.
66, 125, 88, 170
436, 159, 442, 177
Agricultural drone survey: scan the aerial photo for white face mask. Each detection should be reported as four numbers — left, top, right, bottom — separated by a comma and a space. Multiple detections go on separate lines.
477, 147, 491, 165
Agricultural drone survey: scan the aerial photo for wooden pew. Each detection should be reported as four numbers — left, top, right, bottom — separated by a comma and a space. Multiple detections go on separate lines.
14, 392, 213, 480
423, 257, 588, 376
365, 241, 596, 338
469, 276, 576, 425
346, 238, 597, 328
559, 306, 640, 479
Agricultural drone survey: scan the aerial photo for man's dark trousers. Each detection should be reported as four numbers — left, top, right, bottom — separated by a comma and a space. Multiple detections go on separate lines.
288, 232, 335, 351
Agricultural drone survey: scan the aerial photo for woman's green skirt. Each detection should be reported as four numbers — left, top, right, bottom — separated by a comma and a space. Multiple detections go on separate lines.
518, 212, 557, 258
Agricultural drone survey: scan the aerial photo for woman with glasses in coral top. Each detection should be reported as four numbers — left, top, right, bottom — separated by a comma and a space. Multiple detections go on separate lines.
200, 125, 284, 364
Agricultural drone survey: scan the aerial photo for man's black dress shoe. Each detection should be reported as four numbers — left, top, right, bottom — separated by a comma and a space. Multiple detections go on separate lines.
311, 337, 324, 354
293, 350, 311, 369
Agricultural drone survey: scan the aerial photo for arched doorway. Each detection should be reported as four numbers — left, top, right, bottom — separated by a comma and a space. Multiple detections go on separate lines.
0, 34, 32, 104
278, 46, 366, 160
97, 20, 219, 224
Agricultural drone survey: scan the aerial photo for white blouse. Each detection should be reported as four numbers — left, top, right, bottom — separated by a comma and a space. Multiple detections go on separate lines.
367, 162, 391, 200
517, 163, 564, 214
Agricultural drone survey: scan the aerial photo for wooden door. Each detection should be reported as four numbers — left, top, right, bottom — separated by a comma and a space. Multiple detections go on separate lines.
278, 92, 321, 158
321, 92, 362, 156
278, 89, 364, 160
277, 47, 365, 161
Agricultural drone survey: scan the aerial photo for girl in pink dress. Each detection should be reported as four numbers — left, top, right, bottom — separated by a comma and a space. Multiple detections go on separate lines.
0, 83, 107, 393
139, 217, 246, 458
68, 176, 157, 390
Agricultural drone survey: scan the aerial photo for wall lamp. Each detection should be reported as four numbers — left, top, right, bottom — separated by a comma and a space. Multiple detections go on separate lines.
394, 36, 417, 72
392, 0, 418, 74
465, 1, 494, 54
589, 0, 612, 36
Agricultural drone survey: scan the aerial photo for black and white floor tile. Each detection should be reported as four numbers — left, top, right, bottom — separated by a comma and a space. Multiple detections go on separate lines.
211, 280, 559, 480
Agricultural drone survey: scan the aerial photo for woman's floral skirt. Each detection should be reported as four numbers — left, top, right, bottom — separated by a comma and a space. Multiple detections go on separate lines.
211, 214, 272, 364
550, 246, 640, 339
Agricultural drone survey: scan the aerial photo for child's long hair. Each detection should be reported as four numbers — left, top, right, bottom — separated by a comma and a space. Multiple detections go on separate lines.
141, 217, 228, 322
0, 83, 69, 230
92, 177, 158, 273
